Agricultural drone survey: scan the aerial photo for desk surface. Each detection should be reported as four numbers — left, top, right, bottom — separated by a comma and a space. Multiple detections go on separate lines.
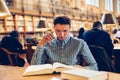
0, 65, 61, 80
0, 65, 120, 80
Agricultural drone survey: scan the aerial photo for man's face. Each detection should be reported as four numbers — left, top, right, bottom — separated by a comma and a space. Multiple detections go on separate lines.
54, 24, 70, 41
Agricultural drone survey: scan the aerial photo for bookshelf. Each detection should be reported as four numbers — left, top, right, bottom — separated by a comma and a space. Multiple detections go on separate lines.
6, 16, 14, 32
25, 16, 33, 32
0, 19, 5, 33
0, 15, 50, 44
16, 15, 25, 32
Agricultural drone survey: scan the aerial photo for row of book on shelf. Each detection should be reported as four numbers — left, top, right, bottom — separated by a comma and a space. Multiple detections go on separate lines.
23, 62, 108, 80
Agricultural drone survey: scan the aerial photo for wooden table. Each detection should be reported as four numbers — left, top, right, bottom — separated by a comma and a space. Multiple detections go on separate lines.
108, 72, 120, 80
0, 65, 120, 80
0, 65, 61, 80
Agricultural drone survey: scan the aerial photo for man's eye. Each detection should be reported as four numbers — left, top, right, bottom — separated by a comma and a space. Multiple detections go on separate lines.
63, 30, 67, 32
57, 30, 60, 32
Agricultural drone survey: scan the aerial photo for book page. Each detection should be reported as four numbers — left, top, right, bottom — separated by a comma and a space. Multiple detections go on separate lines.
52, 62, 74, 72
25, 64, 52, 72
23, 64, 53, 76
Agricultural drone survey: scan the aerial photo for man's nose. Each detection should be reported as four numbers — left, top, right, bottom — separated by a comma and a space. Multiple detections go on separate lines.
61, 32, 64, 37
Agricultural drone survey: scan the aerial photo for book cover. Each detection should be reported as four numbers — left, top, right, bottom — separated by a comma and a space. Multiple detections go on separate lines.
61, 68, 107, 80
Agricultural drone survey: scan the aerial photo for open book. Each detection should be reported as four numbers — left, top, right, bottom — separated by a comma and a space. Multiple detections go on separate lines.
23, 62, 74, 76
61, 68, 107, 80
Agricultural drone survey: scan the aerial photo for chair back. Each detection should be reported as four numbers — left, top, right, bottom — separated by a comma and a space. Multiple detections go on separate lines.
89, 45, 115, 72
24, 43, 35, 63
0, 48, 26, 66
0, 48, 15, 66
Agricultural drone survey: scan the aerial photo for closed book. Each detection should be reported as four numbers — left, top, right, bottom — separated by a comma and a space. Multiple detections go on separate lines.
61, 68, 107, 80
108, 72, 120, 80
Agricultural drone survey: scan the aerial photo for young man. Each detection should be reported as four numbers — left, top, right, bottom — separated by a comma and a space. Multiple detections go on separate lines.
31, 16, 98, 70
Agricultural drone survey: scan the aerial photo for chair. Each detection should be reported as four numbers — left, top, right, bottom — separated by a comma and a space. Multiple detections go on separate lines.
0, 48, 28, 66
24, 43, 36, 63
88, 45, 115, 72
113, 49, 120, 73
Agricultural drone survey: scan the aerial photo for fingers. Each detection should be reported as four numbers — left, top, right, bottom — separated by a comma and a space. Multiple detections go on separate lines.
74, 65, 85, 69
45, 33, 55, 41
39, 33, 55, 46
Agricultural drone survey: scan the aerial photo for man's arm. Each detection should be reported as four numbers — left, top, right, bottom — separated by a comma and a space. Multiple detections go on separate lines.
31, 32, 55, 65
79, 40, 98, 70
30, 46, 47, 65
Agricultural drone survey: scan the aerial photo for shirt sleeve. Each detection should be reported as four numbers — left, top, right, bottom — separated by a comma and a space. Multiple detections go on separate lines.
79, 40, 98, 70
30, 46, 48, 65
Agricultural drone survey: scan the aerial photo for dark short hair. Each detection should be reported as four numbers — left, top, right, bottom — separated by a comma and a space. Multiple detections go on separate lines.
53, 16, 71, 26
92, 21, 102, 28
8, 30, 19, 38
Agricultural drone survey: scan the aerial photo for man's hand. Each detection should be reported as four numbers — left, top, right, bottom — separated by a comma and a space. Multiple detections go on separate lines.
74, 65, 85, 69
38, 33, 55, 47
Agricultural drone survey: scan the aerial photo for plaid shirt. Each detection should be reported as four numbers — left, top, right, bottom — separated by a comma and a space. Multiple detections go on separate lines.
31, 35, 98, 70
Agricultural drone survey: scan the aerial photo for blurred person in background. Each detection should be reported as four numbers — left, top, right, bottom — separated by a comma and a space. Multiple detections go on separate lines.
0, 30, 29, 67
113, 29, 120, 44
77, 27, 85, 39
82, 21, 114, 60
82, 21, 115, 72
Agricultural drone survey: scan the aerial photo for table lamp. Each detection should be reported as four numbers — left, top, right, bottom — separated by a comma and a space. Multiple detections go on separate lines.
101, 13, 119, 30
101, 13, 118, 25
0, 0, 11, 18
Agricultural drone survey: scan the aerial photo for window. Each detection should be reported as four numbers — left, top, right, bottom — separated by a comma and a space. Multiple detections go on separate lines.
85, 0, 99, 7
117, 0, 120, 14
105, 0, 113, 11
